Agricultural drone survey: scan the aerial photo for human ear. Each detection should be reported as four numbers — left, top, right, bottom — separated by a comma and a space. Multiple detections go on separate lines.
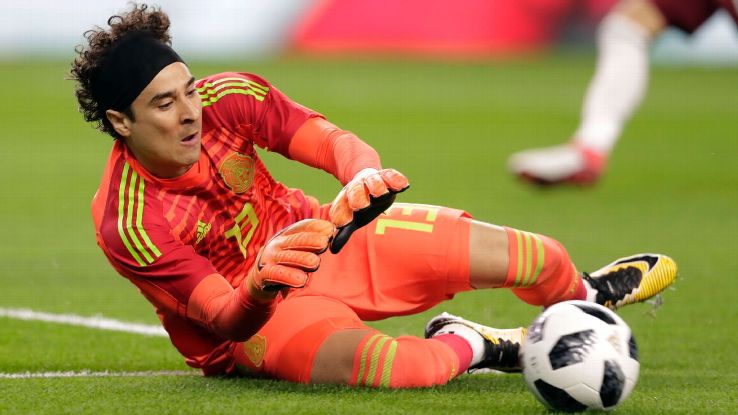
106, 109, 132, 138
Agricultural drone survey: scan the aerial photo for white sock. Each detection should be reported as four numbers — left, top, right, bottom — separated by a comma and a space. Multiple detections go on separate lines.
582, 278, 598, 303
573, 13, 652, 155
433, 323, 486, 366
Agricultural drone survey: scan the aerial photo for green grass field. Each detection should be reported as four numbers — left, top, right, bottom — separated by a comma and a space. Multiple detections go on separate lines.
1, 54, 736, 414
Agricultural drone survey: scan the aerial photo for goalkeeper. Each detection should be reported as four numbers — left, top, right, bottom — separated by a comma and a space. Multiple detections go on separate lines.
72, 3, 677, 387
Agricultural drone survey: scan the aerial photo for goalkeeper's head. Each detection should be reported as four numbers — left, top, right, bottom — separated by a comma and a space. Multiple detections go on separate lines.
71, 3, 203, 179
70, 3, 184, 140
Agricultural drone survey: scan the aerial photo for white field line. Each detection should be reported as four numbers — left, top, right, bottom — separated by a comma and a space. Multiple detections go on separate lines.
0, 307, 189, 379
0, 307, 167, 337
0, 370, 198, 379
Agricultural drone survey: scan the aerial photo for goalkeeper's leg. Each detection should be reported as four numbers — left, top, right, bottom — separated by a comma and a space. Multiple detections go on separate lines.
308, 327, 471, 387
311, 202, 603, 309
231, 210, 674, 385
468, 220, 587, 307
468, 221, 676, 309
231, 295, 473, 387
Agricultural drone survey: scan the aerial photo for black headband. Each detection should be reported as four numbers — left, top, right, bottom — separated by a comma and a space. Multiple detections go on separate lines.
92, 31, 184, 111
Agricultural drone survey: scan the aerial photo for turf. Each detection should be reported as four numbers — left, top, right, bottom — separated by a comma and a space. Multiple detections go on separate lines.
1, 54, 736, 414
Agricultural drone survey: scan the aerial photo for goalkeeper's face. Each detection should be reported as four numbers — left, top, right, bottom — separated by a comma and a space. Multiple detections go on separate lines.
108, 62, 202, 179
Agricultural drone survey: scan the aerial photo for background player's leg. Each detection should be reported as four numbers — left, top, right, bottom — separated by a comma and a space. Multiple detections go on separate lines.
572, 0, 665, 156
507, 0, 666, 185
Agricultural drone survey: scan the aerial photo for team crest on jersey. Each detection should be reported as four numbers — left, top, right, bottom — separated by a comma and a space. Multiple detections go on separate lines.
219, 152, 255, 193
243, 334, 266, 367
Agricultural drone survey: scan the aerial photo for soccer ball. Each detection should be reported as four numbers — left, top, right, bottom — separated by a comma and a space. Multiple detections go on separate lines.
520, 300, 640, 412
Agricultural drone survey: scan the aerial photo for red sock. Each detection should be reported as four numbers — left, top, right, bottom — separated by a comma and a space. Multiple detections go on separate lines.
350, 332, 470, 387
503, 227, 586, 307
431, 334, 472, 374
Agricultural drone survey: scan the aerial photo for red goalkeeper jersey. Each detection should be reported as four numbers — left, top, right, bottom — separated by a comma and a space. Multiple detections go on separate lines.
91, 72, 322, 373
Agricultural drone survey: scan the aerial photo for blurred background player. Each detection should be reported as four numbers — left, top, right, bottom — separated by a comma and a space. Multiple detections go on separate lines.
71, 3, 677, 388
508, 0, 738, 186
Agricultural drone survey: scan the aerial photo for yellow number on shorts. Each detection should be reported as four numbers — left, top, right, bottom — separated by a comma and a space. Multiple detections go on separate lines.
375, 203, 438, 234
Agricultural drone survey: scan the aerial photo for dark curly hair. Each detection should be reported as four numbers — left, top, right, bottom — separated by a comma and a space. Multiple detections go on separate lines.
70, 3, 172, 139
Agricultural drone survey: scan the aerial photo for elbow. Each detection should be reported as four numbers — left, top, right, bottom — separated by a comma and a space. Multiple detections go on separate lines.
213, 323, 261, 342
222, 331, 252, 343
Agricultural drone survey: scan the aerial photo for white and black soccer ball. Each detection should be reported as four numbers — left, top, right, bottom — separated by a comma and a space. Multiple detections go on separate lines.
520, 300, 639, 412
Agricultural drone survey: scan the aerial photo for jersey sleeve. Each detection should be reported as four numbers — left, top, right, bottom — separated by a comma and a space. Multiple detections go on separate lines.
96, 162, 216, 316
197, 72, 324, 156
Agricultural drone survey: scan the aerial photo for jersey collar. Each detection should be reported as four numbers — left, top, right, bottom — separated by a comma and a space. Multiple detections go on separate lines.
120, 141, 211, 190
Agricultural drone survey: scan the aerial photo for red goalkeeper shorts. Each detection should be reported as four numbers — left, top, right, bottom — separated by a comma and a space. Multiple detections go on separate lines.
231, 203, 473, 379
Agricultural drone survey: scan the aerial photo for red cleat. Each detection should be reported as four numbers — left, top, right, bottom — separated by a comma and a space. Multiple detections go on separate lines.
508, 143, 606, 186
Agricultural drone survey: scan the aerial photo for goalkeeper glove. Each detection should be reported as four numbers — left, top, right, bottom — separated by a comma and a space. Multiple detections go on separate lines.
245, 219, 335, 301
329, 168, 409, 253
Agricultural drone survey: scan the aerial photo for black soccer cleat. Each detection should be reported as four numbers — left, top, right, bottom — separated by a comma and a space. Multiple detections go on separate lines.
582, 254, 678, 310
425, 312, 527, 373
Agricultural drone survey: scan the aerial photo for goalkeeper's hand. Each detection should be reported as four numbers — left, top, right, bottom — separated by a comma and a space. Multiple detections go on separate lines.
245, 219, 335, 301
329, 168, 409, 254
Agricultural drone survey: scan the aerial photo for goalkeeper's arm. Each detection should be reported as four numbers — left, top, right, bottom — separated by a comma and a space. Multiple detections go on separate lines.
288, 117, 382, 185
186, 219, 334, 341
288, 118, 409, 252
